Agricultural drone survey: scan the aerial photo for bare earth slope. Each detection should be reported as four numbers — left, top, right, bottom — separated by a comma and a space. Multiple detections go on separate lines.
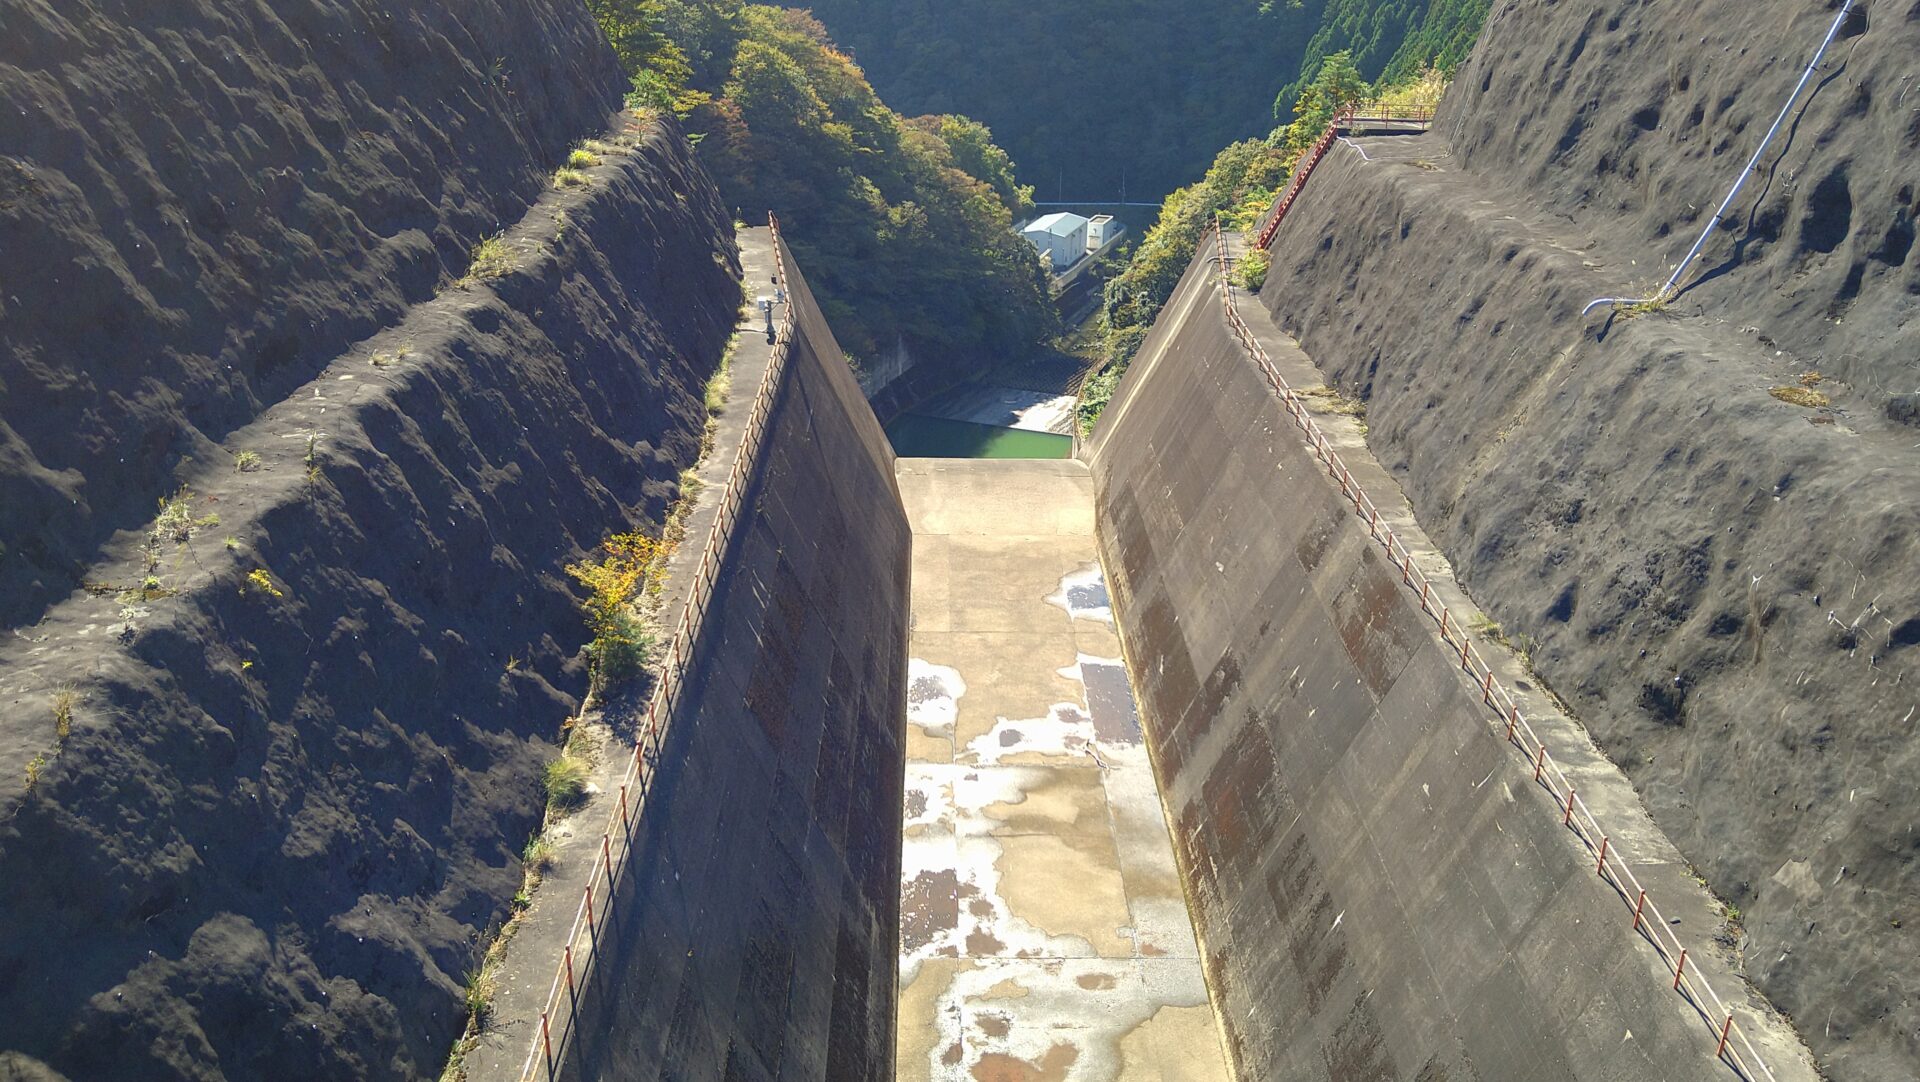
1261, 2, 1920, 1078
0, 0, 622, 628
0, 3, 747, 1074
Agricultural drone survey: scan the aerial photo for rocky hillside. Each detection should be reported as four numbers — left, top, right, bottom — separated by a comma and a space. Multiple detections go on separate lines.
0, 4, 742, 1079
0, 0, 620, 629
1261, 1, 1919, 1077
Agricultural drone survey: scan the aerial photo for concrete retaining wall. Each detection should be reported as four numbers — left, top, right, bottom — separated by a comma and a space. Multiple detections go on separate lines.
548, 235, 910, 1082
1084, 254, 1746, 1081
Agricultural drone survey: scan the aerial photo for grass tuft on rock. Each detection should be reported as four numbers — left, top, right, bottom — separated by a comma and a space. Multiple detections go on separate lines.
1770, 386, 1831, 409
461, 234, 513, 285
542, 755, 590, 811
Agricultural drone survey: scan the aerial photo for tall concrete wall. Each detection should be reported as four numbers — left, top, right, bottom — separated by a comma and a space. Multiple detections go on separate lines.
543, 235, 911, 1082
1258, 8, 1920, 1074
1084, 253, 1773, 1081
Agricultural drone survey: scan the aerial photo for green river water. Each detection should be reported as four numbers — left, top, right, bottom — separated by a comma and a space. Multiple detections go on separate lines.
884, 414, 1073, 460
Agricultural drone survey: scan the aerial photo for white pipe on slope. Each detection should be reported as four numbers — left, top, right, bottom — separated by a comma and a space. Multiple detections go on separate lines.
1582, 0, 1859, 317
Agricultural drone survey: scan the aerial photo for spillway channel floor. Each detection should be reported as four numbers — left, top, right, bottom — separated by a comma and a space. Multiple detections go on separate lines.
894, 458, 1231, 1081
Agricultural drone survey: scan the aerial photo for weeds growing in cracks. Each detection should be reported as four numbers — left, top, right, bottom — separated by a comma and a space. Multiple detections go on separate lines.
566, 532, 665, 691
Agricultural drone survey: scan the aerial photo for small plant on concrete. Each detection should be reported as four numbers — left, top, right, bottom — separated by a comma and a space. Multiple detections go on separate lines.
244, 568, 285, 599
523, 834, 556, 875
23, 754, 47, 792
1770, 385, 1831, 409
567, 148, 601, 170
1615, 292, 1673, 319
704, 346, 734, 416
51, 687, 75, 744
1234, 248, 1271, 292
1298, 384, 1367, 419
461, 233, 513, 285
145, 488, 220, 570
234, 451, 262, 473
542, 754, 591, 811
369, 342, 415, 368
462, 965, 498, 1028
566, 532, 664, 687
552, 167, 589, 188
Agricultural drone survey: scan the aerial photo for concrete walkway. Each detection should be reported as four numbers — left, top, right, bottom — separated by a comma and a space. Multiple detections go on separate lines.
894, 458, 1230, 1082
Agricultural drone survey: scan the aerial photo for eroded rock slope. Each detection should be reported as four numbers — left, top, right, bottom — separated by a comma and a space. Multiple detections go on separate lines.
0, 4, 744, 1079
1262, 1, 1920, 1077
0, 0, 621, 627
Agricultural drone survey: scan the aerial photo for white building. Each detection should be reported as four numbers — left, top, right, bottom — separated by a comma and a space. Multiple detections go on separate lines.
1022, 212, 1090, 272
1087, 214, 1123, 250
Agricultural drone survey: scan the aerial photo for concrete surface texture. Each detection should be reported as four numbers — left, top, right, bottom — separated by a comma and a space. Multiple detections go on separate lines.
1084, 242, 1819, 1081
895, 457, 1231, 1082
1261, 7, 1920, 1071
466, 229, 911, 1082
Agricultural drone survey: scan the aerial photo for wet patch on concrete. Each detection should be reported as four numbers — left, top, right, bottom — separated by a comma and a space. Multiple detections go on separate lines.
1048, 564, 1114, 624
910, 659, 967, 740
1080, 658, 1142, 743
897, 461, 1230, 1082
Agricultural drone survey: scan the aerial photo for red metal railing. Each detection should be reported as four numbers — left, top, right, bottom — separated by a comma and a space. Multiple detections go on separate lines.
1209, 221, 1778, 1082
516, 216, 800, 1081
1253, 105, 1435, 251
1254, 119, 1341, 251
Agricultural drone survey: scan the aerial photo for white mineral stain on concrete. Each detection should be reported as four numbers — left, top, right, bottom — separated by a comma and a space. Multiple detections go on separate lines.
896, 459, 1230, 1082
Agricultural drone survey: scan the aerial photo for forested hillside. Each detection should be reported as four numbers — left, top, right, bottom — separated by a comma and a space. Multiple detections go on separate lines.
590, 1, 1057, 372
1277, 0, 1490, 112
794, 0, 1323, 203
797, 1, 1490, 204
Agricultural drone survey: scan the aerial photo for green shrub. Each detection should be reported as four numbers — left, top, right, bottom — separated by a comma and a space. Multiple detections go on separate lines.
567, 148, 602, 170
542, 756, 590, 810
566, 533, 664, 686
1235, 249, 1271, 292
463, 234, 512, 283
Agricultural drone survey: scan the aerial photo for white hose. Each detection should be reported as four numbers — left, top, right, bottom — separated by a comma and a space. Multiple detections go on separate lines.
1583, 0, 1859, 317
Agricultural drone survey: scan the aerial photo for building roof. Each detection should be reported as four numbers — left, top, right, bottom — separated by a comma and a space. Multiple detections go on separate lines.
1024, 212, 1089, 237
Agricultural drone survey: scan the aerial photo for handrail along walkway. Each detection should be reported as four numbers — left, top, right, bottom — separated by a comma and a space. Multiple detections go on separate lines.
516, 216, 800, 1081
1254, 106, 1435, 251
1211, 220, 1777, 1082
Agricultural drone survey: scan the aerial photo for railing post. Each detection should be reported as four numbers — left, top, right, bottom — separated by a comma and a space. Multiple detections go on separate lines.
1717, 1013, 1734, 1058
1673, 948, 1688, 990
1533, 745, 1548, 782
1562, 787, 1577, 826
1632, 888, 1647, 932
1595, 836, 1610, 876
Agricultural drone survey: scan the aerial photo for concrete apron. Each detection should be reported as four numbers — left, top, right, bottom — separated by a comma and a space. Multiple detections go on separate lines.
894, 458, 1233, 1081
